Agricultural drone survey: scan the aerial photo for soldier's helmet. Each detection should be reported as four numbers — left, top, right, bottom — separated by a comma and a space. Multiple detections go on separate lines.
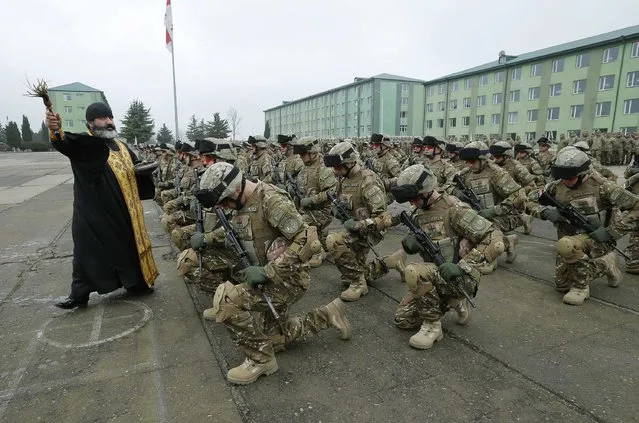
514, 142, 533, 154
371, 133, 392, 147
196, 162, 243, 207
293, 136, 322, 154
247, 135, 268, 149
445, 140, 465, 154
411, 136, 424, 146
423, 135, 445, 148
391, 164, 437, 203
489, 140, 513, 157
277, 134, 294, 146
324, 141, 359, 167
551, 148, 591, 180
573, 141, 591, 154
207, 138, 237, 162
537, 136, 551, 146
460, 141, 490, 160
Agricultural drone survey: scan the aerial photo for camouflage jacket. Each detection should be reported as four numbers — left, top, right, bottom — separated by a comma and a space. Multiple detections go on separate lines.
248, 152, 276, 184
498, 157, 539, 191
372, 150, 402, 193
424, 156, 458, 188
517, 155, 545, 177
591, 158, 617, 182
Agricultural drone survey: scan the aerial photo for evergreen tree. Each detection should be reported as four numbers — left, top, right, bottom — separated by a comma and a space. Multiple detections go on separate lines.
21, 115, 33, 142
0, 124, 6, 144
264, 121, 271, 139
204, 112, 230, 139
156, 123, 174, 144
120, 99, 155, 144
199, 119, 207, 138
5, 121, 22, 148
185, 115, 205, 142
39, 121, 48, 142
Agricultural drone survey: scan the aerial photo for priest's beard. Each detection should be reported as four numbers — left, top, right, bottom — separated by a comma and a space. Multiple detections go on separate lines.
93, 124, 118, 139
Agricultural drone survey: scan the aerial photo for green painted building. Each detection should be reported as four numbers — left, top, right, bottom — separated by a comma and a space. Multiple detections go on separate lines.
49, 82, 109, 132
424, 25, 639, 141
264, 73, 426, 139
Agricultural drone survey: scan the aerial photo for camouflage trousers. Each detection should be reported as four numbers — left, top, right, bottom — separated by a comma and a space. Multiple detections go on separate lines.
160, 188, 178, 205
301, 209, 332, 249
326, 229, 382, 286
393, 263, 476, 328
154, 187, 164, 206
491, 213, 524, 233
177, 247, 239, 292
624, 232, 639, 273
171, 224, 196, 251
163, 196, 186, 215
215, 280, 337, 363
161, 211, 195, 234
555, 234, 611, 291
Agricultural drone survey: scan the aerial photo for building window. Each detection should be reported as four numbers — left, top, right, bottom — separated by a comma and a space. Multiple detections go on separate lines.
599, 75, 615, 91
427, 103, 433, 113
477, 95, 486, 106
493, 93, 502, 105
573, 79, 587, 94
494, 71, 505, 83
621, 126, 637, 134
427, 86, 434, 96
525, 132, 536, 141
400, 111, 407, 118
512, 67, 522, 80
491, 114, 501, 125
465, 78, 472, 89
400, 124, 408, 133
402, 97, 409, 104
438, 101, 446, 111
528, 87, 540, 100
570, 105, 584, 118
531, 63, 543, 77
451, 81, 459, 92
627, 71, 639, 88
624, 99, 639, 114
426, 120, 433, 129
64, 94, 72, 101
576, 53, 590, 68
449, 118, 457, 127
509, 90, 520, 102
437, 119, 444, 128
64, 106, 72, 113
552, 58, 564, 73
527, 109, 538, 122
507, 112, 518, 124
450, 99, 457, 110
549, 83, 562, 97
547, 107, 560, 120
65, 120, 74, 127
462, 116, 470, 127
402, 83, 409, 91
632, 42, 639, 58
602, 46, 619, 63
479, 75, 489, 86
438, 83, 446, 94
476, 115, 485, 126
463, 97, 471, 108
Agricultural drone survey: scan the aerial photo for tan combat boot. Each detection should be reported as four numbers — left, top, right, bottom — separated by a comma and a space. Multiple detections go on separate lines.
409, 321, 443, 350
383, 249, 407, 278
478, 260, 498, 274
340, 277, 369, 302
562, 286, 590, 305
505, 234, 519, 263
226, 357, 278, 385
308, 249, 326, 268
522, 214, 533, 235
321, 298, 352, 340
202, 307, 216, 320
595, 253, 622, 287
451, 298, 471, 326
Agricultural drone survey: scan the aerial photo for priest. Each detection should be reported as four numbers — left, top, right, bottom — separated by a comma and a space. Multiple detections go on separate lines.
46, 102, 159, 309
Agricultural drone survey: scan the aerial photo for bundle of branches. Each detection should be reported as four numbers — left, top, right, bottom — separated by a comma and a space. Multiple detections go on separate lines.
25, 78, 54, 111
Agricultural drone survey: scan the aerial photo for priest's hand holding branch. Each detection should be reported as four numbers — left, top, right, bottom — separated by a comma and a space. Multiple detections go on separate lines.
45, 110, 61, 131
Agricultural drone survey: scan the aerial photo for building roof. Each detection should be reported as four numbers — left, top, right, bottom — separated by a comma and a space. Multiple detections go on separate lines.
264, 73, 424, 112
426, 24, 639, 84
49, 82, 102, 92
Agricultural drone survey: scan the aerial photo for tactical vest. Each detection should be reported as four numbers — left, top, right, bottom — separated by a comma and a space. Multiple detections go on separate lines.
231, 183, 280, 266
298, 159, 322, 196
337, 168, 377, 220
249, 153, 272, 181
500, 158, 531, 187
372, 153, 393, 178
462, 166, 495, 208
414, 195, 458, 261
551, 175, 606, 234
425, 157, 449, 186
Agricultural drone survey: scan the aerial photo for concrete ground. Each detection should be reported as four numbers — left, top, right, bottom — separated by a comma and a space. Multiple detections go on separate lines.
1, 152, 638, 423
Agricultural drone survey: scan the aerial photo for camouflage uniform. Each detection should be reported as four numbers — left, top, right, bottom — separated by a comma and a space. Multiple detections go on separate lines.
247, 136, 276, 184
624, 162, 639, 273
514, 143, 545, 178
590, 131, 603, 163
420, 136, 457, 187
153, 147, 176, 205
557, 134, 569, 152
371, 145, 402, 203
573, 141, 617, 182
536, 138, 555, 177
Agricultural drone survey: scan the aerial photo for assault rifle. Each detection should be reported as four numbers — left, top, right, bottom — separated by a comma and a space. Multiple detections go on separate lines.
174, 156, 181, 197
194, 171, 204, 278
364, 158, 374, 171
327, 192, 381, 258
286, 172, 303, 201
399, 211, 476, 308
214, 206, 282, 328
538, 191, 629, 259
452, 174, 483, 211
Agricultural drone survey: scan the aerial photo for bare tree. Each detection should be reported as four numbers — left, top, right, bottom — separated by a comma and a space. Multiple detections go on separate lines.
227, 107, 242, 141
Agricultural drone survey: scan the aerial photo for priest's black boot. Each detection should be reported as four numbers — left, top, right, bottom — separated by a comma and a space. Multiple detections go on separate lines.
55, 297, 88, 310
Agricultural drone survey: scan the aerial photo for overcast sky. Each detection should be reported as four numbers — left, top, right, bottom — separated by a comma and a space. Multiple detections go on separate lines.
2, 0, 639, 141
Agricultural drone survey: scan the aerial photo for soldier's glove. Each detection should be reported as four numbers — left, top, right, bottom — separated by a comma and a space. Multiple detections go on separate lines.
540, 207, 567, 224
588, 227, 615, 243
478, 207, 497, 219
331, 203, 346, 222
300, 197, 313, 209
401, 234, 424, 255
190, 232, 206, 251
244, 266, 269, 288
438, 262, 464, 282
344, 219, 362, 233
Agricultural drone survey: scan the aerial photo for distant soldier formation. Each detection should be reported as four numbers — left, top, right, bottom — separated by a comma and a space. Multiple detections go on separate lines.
138, 128, 639, 385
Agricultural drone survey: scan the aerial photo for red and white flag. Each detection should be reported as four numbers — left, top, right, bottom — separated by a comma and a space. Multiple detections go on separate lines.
164, 0, 173, 52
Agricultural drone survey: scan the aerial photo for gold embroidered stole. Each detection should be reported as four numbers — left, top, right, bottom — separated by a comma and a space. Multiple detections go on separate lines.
107, 141, 159, 286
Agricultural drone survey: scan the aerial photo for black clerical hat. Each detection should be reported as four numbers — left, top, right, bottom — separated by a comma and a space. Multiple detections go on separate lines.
86, 102, 113, 122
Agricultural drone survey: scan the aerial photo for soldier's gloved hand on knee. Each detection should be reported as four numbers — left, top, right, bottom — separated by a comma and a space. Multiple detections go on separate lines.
438, 262, 464, 282
588, 227, 614, 243
344, 219, 362, 233
478, 207, 497, 219
244, 266, 269, 287
540, 207, 567, 223
190, 232, 206, 250
402, 234, 423, 254
300, 197, 313, 209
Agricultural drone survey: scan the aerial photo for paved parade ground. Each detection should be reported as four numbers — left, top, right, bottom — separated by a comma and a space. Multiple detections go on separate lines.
1, 152, 638, 423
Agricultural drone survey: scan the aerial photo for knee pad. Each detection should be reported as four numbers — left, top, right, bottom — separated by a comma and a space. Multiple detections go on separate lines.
404, 264, 435, 296
484, 231, 506, 262
326, 232, 345, 259
161, 216, 172, 233
212, 281, 239, 323
176, 248, 197, 276
556, 236, 586, 264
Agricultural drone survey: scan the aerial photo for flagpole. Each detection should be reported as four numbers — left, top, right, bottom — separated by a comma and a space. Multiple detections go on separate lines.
171, 45, 179, 142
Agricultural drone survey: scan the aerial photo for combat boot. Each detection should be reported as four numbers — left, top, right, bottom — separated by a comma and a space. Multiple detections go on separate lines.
409, 321, 443, 350
320, 298, 352, 340
505, 234, 519, 263
562, 286, 590, 305
522, 214, 533, 235
308, 249, 326, 268
226, 358, 278, 385
478, 260, 498, 274
202, 307, 216, 320
451, 298, 471, 326
383, 249, 407, 278
595, 253, 622, 287
340, 277, 368, 302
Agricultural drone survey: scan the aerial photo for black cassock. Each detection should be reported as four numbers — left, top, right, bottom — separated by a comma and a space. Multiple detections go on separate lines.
52, 133, 155, 299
